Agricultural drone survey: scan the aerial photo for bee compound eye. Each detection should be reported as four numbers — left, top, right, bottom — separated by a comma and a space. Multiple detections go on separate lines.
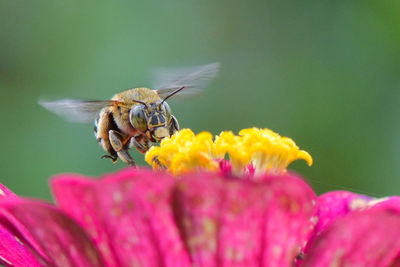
130, 105, 147, 132
162, 102, 172, 121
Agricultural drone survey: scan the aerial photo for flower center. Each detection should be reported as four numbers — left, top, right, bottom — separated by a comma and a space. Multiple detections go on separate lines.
145, 128, 312, 176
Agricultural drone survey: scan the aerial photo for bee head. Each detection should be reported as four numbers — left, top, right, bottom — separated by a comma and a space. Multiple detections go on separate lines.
129, 87, 183, 141
129, 100, 172, 142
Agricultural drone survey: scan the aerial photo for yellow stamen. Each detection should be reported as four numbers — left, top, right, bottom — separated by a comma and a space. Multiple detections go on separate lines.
145, 129, 218, 175
145, 128, 312, 176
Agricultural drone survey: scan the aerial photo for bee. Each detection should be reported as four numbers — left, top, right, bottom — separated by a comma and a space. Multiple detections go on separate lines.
40, 63, 220, 166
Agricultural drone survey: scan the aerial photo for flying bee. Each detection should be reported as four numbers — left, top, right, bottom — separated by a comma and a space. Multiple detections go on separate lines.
40, 62, 220, 166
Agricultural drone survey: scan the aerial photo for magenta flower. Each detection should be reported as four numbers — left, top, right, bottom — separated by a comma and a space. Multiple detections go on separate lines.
0, 168, 316, 266
2, 170, 400, 267
0, 128, 399, 266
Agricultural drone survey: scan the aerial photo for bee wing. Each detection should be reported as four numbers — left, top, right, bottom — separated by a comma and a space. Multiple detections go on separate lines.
39, 99, 118, 123
153, 62, 220, 99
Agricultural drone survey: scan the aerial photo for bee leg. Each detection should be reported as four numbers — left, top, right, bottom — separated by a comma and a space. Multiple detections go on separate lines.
152, 156, 167, 170
132, 135, 150, 154
117, 150, 136, 167
101, 154, 118, 163
109, 130, 136, 166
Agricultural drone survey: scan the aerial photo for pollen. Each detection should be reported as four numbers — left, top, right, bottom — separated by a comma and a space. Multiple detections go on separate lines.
145, 128, 312, 176
145, 129, 219, 175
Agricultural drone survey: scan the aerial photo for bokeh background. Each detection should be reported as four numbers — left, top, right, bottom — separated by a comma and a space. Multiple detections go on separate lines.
0, 1, 399, 200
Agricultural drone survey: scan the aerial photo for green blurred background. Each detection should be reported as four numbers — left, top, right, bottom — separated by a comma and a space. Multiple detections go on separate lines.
0, 0, 399, 200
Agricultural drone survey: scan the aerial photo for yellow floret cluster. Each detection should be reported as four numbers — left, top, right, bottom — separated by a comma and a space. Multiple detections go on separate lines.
145, 128, 312, 176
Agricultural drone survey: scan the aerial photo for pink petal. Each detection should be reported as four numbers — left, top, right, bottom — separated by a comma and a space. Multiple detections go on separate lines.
173, 172, 317, 267
0, 200, 105, 267
299, 190, 373, 264
302, 208, 400, 266
51, 174, 119, 267
263, 175, 317, 266
52, 168, 191, 267
0, 183, 18, 200
315, 190, 373, 234
301, 192, 400, 266
0, 184, 44, 267
370, 196, 400, 212
0, 220, 44, 267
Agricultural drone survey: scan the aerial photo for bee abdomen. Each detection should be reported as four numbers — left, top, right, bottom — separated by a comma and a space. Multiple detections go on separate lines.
94, 108, 120, 159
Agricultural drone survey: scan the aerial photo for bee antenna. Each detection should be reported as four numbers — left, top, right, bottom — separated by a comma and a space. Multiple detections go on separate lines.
132, 99, 148, 109
161, 86, 185, 104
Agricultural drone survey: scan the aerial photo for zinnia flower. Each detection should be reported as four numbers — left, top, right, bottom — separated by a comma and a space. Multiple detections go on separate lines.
0, 128, 399, 267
